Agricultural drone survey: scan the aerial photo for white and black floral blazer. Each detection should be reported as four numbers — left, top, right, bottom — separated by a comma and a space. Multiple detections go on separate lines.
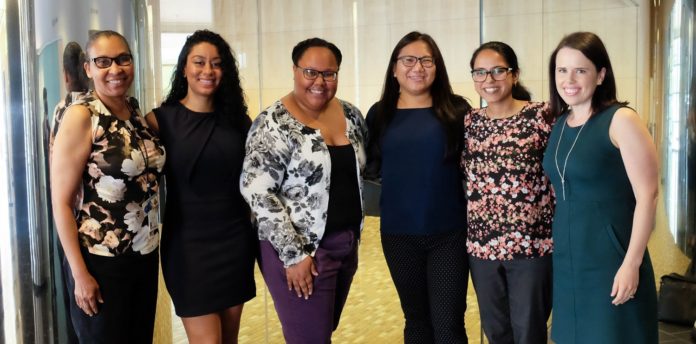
240, 99, 367, 267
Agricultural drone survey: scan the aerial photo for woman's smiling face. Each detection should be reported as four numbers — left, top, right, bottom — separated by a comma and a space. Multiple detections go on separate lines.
85, 35, 134, 100
554, 47, 606, 110
184, 42, 223, 98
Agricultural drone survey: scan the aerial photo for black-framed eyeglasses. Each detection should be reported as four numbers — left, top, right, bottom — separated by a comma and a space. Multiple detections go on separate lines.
91, 54, 133, 69
295, 66, 338, 82
471, 67, 513, 82
397, 55, 435, 68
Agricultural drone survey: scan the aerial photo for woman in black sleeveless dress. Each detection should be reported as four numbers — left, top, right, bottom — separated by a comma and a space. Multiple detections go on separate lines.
146, 30, 255, 344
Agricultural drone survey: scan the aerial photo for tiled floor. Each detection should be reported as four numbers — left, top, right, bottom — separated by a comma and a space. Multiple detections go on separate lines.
659, 322, 695, 344
169, 212, 695, 343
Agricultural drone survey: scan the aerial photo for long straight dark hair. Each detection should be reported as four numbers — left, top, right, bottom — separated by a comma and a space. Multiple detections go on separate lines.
369, 31, 471, 163
548, 32, 627, 117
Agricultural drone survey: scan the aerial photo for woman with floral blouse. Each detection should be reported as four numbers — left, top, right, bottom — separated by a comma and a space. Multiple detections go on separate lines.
462, 41, 555, 344
240, 37, 366, 344
51, 30, 165, 343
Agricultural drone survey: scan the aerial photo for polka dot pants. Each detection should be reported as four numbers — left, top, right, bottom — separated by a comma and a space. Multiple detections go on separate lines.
381, 230, 469, 344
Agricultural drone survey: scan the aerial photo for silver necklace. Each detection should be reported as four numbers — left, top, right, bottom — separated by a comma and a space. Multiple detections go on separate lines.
554, 119, 587, 201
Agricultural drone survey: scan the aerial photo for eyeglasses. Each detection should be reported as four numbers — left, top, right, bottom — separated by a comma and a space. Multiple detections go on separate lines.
91, 54, 133, 69
296, 66, 338, 82
471, 67, 513, 82
397, 55, 435, 68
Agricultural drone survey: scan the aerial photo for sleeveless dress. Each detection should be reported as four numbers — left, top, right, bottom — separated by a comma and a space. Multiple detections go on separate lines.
542, 104, 658, 343
155, 102, 256, 317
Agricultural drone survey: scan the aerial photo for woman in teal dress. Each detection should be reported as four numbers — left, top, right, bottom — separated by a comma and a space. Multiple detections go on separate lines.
543, 32, 658, 343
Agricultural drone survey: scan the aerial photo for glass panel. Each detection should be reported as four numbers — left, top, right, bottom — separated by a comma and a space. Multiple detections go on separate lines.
662, 0, 695, 261
158, 1, 482, 342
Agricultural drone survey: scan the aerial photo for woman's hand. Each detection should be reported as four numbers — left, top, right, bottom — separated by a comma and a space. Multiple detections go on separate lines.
610, 262, 639, 305
285, 256, 319, 299
73, 271, 104, 316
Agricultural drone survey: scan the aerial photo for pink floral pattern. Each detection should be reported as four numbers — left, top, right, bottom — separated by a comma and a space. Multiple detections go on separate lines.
462, 102, 554, 260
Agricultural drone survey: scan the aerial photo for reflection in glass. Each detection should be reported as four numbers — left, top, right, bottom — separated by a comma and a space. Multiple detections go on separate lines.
662, 0, 695, 255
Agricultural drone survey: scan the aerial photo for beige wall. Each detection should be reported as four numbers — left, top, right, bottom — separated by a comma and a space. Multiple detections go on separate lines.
210, 0, 483, 116
185, 0, 646, 116
160, 0, 648, 117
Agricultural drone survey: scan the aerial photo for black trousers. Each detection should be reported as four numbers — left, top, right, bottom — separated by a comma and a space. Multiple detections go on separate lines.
469, 255, 552, 344
382, 230, 469, 344
63, 249, 159, 344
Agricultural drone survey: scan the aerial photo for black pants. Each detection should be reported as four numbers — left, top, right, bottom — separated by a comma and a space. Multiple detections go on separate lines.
63, 249, 159, 344
469, 255, 552, 344
382, 230, 469, 344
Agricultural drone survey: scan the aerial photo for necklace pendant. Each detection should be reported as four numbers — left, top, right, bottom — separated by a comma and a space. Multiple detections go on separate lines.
561, 179, 566, 201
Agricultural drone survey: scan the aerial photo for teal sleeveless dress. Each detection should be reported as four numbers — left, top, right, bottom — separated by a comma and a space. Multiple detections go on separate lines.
542, 104, 658, 343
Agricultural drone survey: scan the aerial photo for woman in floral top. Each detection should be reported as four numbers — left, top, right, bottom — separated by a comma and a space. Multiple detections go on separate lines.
51, 31, 165, 343
240, 38, 366, 343
462, 41, 555, 344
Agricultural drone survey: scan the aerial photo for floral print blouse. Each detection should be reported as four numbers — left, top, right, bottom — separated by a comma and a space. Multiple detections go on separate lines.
462, 102, 554, 260
240, 99, 367, 267
71, 91, 166, 257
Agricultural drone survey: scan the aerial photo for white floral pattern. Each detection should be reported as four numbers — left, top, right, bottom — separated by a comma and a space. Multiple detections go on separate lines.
123, 202, 144, 233
240, 100, 367, 267
69, 91, 166, 256
121, 149, 146, 178
94, 175, 126, 203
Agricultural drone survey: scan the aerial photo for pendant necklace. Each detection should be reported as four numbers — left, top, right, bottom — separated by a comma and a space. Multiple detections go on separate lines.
554, 117, 587, 201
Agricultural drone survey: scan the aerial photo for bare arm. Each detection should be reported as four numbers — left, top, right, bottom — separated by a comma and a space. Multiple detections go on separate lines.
145, 111, 159, 133
608, 107, 658, 305
51, 105, 103, 315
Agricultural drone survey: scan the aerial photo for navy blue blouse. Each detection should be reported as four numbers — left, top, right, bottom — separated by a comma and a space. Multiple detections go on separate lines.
366, 105, 466, 235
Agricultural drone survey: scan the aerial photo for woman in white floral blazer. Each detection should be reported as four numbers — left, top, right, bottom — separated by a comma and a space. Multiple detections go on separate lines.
241, 37, 367, 344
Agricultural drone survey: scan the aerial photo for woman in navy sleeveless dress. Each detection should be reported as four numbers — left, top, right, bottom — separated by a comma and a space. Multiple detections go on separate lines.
543, 32, 658, 344
146, 30, 255, 343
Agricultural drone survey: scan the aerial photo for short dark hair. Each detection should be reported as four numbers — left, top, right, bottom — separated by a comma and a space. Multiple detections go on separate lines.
548, 31, 626, 117
84, 30, 131, 59
62, 41, 89, 92
291, 38, 342, 67
162, 29, 250, 134
470, 41, 531, 101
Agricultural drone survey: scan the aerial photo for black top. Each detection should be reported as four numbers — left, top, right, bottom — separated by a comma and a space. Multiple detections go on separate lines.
324, 144, 362, 236
153, 101, 256, 318
154, 102, 250, 225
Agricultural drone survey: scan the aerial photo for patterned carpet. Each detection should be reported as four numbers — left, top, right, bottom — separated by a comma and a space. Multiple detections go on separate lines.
172, 216, 484, 343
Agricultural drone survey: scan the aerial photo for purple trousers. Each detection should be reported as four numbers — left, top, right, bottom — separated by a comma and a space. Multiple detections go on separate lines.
259, 228, 359, 344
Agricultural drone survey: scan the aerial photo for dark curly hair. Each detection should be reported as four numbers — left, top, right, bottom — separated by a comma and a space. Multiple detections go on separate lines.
162, 29, 250, 132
